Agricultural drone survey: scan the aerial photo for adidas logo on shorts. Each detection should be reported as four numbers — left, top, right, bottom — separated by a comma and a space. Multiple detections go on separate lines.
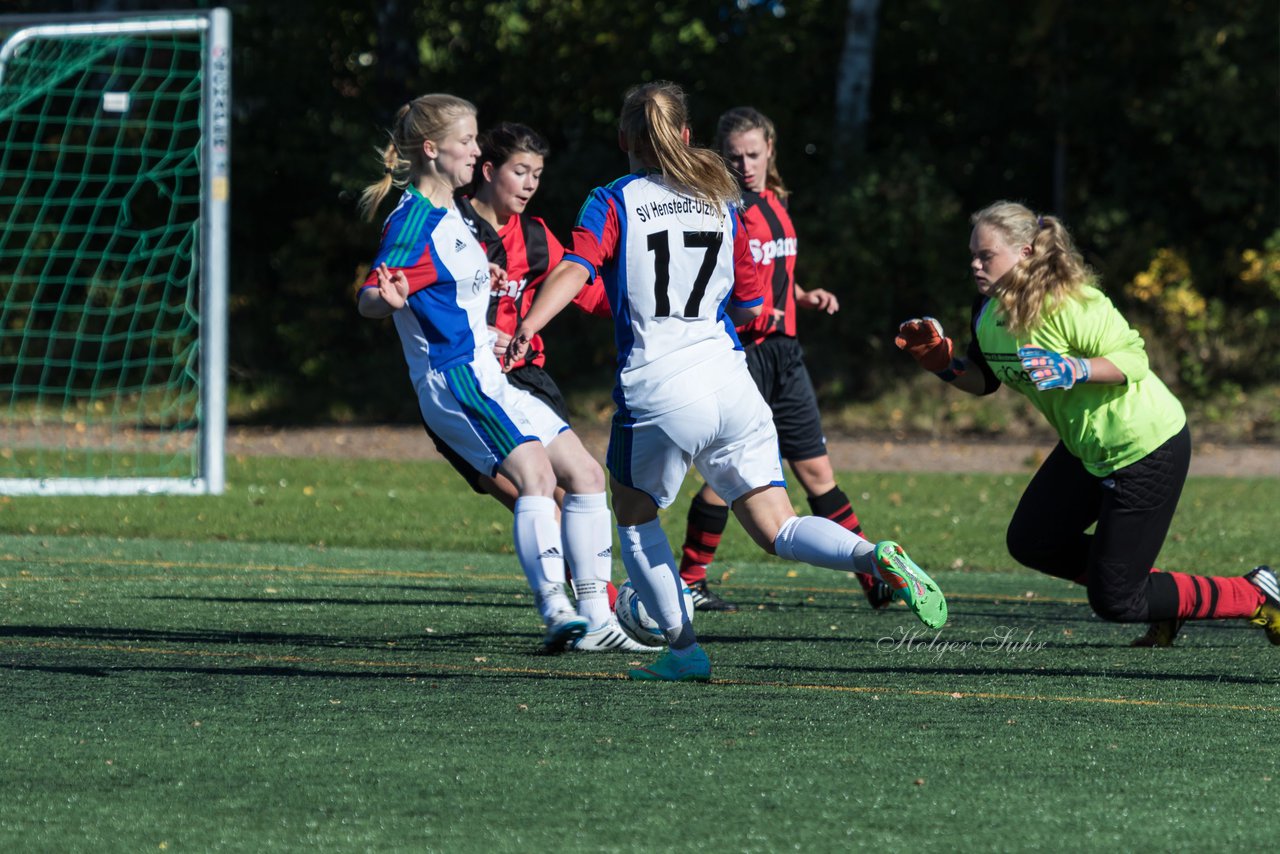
454, 238, 466, 252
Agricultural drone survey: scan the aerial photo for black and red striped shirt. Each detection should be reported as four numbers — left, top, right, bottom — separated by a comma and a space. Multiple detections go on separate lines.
735, 188, 799, 346
456, 196, 608, 370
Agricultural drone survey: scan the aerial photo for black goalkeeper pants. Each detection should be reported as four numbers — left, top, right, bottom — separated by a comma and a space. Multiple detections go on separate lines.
1004, 424, 1190, 622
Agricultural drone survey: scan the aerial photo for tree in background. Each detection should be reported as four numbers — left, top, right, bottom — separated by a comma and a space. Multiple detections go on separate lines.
2, 0, 1274, 425
834, 0, 880, 165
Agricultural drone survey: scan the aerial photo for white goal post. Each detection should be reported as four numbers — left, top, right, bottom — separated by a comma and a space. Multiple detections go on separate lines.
0, 8, 230, 495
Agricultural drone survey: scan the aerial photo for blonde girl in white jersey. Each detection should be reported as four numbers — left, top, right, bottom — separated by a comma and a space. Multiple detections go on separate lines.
355, 93, 617, 653
508, 82, 948, 681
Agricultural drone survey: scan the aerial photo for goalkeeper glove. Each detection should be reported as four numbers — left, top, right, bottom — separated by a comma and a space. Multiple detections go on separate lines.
1017, 346, 1091, 390
895, 317, 965, 381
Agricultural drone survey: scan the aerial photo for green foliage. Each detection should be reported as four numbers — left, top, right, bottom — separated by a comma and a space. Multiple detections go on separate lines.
1123, 231, 1280, 400
2, 0, 1275, 423
797, 152, 967, 399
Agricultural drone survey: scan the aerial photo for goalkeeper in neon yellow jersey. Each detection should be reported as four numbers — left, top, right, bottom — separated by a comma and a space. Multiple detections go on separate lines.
895, 200, 1278, 647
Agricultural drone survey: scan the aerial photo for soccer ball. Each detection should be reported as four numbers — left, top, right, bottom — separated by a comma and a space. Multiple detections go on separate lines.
613, 579, 695, 647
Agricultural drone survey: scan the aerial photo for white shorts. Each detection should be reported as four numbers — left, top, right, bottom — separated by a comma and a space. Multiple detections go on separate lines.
607, 376, 785, 509
416, 359, 568, 478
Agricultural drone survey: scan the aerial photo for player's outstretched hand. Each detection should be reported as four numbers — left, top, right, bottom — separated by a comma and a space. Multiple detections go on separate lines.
489, 325, 512, 367
1018, 346, 1090, 391
488, 263, 508, 292
375, 263, 409, 311
504, 328, 533, 372
894, 317, 954, 373
798, 287, 839, 315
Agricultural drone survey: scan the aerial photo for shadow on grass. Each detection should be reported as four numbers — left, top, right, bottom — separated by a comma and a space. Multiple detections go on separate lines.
145, 593, 532, 610
4, 656, 1272, 690
0, 661, 609, 680
0, 623, 553, 652
730, 661, 1277, 686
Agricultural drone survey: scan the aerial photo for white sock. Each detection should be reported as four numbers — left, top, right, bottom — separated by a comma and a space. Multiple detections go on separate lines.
617, 518, 695, 644
513, 495, 571, 620
562, 492, 613, 629
773, 515, 882, 579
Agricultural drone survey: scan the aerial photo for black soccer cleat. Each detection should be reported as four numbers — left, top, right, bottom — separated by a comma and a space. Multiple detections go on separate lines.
1245, 565, 1280, 645
688, 578, 739, 613
1130, 619, 1184, 648
857, 571, 895, 610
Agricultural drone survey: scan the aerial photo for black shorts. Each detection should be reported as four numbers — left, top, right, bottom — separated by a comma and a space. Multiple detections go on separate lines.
745, 335, 827, 462
424, 364, 572, 493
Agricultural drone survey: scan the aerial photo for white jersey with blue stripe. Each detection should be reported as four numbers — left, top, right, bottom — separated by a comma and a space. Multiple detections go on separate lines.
361, 187, 568, 472
565, 172, 764, 417
362, 186, 494, 379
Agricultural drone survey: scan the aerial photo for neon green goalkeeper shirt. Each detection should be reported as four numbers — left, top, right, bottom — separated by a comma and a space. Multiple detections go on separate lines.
971, 285, 1186, 477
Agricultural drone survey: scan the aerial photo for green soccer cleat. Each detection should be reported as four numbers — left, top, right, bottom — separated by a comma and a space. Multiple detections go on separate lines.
628, 645, 711, 682
1245, 565, 1280, 646
1130, 619, 1184, 648
874, 541, 948, 629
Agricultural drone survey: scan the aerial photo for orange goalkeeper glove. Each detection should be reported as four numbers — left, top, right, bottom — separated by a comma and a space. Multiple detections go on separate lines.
895, 317, 965, 380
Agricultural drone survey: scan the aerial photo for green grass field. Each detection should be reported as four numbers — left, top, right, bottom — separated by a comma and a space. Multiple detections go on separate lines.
1, 455, 1277, 851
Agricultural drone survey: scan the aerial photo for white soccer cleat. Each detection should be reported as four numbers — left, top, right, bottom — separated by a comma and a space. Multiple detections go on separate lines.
573, 619, 653, 652
543, 609, 589, 653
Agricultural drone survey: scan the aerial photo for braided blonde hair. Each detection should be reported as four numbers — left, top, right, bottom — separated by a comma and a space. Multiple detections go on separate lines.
972, 200, 1095, 335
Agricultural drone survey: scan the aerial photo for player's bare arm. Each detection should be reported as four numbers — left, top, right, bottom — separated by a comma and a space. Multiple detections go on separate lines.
358, 263, 409, 318
488, 262, 508, 291
728, 301, 763, 327
489, 326, 512, 362
505, 259, 589, 368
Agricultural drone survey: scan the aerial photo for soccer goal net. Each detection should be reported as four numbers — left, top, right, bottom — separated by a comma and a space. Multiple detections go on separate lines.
0, 9, 229, 495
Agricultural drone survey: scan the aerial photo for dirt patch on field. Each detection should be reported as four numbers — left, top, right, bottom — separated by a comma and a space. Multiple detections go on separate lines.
225, 424, 1280, 478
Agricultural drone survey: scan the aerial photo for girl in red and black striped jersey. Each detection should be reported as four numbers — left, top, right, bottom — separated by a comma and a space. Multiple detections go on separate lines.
440, 122, 609, 500
676, 106, 893, 612
455, 123, 610, 386
424, 121, 638, 652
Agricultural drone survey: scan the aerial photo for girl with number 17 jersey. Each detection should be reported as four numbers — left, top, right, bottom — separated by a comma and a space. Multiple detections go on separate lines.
568, 172, 764, 418
506, 81, 946, 682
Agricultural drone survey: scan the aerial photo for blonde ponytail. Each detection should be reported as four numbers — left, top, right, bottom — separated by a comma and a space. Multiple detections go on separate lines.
620, 81, 739, 208
358, 94, 477, 222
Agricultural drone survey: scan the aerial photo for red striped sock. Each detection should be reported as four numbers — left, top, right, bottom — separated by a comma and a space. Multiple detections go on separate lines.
808, 486, 863, 536
679, 496, 729, 585
809, 486, 877, 589
1168, 571, 1265, 620
679, 534, 722, 585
